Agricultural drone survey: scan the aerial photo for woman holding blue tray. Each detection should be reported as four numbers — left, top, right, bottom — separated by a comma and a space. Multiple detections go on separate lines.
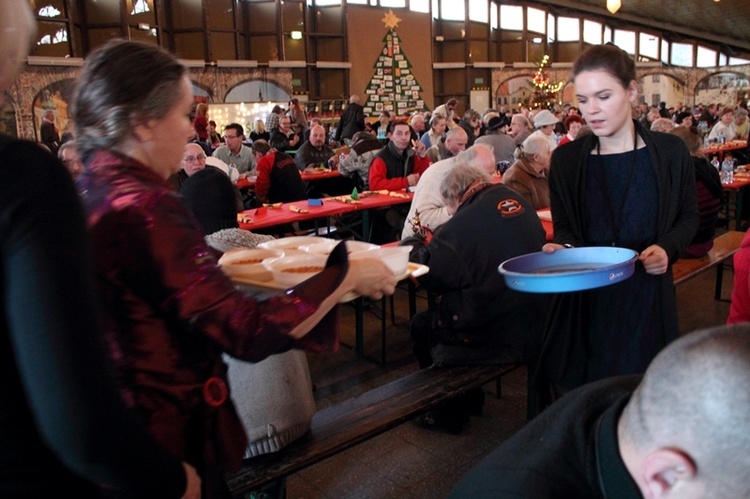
537, 44, 698, 400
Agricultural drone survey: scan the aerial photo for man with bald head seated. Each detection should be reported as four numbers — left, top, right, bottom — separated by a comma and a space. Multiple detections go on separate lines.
449, 324, 750, 499
401, 143, 496, 240
294, 124, 334, 171
425, 126, 468, 164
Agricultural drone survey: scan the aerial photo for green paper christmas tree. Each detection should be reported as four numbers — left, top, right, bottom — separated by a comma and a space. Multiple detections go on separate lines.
363, 11, 426, 117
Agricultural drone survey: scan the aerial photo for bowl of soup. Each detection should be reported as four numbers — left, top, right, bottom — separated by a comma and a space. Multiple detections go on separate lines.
263, 253, 328, 288
350, 245, 412, 275
257, 236, 329, 254
218, 248, 283, 282
301, 239, 379, 256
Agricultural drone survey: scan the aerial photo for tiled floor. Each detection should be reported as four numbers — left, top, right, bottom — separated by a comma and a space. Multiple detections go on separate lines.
281, 261, 733, 498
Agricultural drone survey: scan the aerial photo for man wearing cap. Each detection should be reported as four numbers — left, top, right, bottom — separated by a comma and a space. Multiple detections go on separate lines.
530, 109, 559, 151
475, 116, 516, 166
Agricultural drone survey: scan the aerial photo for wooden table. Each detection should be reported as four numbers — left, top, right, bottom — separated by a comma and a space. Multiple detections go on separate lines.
236, 169, 342, 190
238, 190, 414, 240
703, 140, 747, 163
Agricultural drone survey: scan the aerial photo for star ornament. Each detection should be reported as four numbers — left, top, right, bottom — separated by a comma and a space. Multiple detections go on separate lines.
382, 9, 402, 30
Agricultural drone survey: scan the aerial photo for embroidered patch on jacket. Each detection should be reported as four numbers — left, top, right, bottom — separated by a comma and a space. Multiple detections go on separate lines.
497, 199, 524, 217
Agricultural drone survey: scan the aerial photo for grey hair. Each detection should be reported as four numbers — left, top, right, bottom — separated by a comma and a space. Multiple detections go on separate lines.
650, 117, 675, 133
456, 143, 495, 175
511, 114, 529, 127
57, 140, 79, 160
515, 134, 551, 160
429, 112, 447, 128
0, 2, 35, 92
440, 162, 492, 206
72, 39, 187, 163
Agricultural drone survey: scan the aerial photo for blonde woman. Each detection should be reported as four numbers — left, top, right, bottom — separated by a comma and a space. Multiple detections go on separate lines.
249, 119, 269, 142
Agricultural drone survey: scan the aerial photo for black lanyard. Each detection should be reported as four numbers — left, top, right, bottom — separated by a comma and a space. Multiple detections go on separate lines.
593, 129, 639, 246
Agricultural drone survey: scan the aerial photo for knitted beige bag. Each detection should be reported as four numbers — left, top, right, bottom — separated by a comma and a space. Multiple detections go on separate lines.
225, 350, 316, 458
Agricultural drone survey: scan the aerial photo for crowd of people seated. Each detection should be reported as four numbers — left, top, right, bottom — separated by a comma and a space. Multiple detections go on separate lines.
11, 2, 750, 492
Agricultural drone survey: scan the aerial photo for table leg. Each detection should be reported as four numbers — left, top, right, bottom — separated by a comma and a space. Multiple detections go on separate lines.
354, 297, 364, 358
408, 280, 417, 319
361, 210, 371, 242
736, 186, 746, 231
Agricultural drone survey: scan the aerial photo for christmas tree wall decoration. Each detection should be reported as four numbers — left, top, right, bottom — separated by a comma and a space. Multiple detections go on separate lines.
362, 9, 426, 117
531, 54, 564, 109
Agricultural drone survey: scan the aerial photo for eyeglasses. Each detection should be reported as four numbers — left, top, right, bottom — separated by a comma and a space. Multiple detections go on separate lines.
183, 154, 206, 163
223, 135, 238, 140
62, 159, 80, 167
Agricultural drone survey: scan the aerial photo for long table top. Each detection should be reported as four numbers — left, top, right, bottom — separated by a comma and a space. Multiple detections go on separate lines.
238, 190, 414, 231
702, 140, 747, 157
236, 168, 341, 189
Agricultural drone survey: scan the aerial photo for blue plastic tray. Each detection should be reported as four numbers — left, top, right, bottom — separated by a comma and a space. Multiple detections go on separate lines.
498, 247, 638, 293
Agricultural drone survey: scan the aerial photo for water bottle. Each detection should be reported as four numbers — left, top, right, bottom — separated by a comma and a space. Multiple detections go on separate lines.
721, 157, 734, 184
711, 157, 720, 172
719, 131, 726, 144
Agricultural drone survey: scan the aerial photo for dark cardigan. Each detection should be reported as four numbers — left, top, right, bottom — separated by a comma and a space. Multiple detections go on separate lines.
548, 120, 698, 260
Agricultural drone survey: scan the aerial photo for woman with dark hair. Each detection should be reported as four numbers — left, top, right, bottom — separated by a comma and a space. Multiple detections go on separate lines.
539, 44, 698, 398
288, 98, 308, 135
74, 39, 396, 498
1, 4, 199, 497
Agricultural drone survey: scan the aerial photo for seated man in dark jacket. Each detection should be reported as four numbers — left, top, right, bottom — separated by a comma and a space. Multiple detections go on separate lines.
449, 324, 750, 499
410, 162, 548, 431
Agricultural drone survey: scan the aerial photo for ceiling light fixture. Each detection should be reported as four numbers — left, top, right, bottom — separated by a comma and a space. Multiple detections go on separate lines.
606, 0, 621, 14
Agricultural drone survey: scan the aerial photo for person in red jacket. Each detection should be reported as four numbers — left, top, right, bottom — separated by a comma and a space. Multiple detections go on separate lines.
368, 121, 431, 191
368, 121, 431, 242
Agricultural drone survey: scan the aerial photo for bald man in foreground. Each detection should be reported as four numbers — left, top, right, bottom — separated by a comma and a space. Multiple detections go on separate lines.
449, 324, 750, 498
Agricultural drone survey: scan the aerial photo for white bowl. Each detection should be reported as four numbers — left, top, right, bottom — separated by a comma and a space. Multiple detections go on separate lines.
263, 254, 328, 288
257, 236, 329, 253
301, 240, 379, 256
351, 245, 412, 275
218, 248, 283, 282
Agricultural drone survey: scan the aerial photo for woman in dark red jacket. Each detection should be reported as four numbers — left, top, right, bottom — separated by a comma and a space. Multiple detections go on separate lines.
74, 40, 396, 498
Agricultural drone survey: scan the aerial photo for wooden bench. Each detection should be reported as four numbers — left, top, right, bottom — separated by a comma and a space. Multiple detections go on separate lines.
225, 363, 522, 497
672, 230, 744, 299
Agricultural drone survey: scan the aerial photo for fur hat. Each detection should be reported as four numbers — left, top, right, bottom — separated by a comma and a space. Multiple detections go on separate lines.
533, 110, 558, 128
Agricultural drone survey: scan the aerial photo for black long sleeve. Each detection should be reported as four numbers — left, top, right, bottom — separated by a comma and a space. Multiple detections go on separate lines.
0, 138, 186, 496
